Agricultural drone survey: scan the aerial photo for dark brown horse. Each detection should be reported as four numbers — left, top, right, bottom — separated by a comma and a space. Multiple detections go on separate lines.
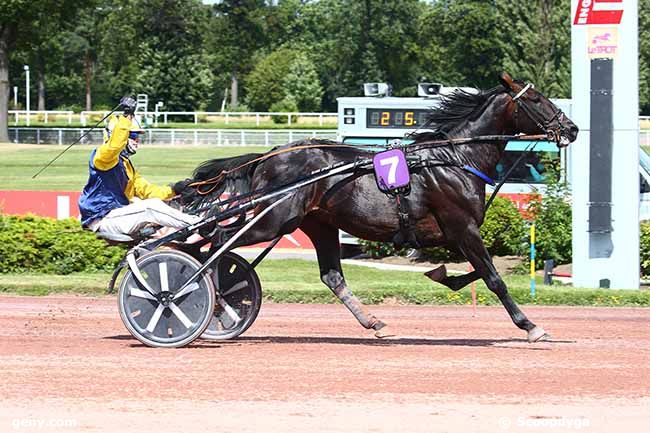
178, 73, 578, 342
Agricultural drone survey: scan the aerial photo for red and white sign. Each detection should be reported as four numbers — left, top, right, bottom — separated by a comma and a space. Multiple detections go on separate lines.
573, 0, 624, 25
0, 190, 314, 249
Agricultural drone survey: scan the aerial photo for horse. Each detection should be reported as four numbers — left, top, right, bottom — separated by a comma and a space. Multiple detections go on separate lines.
177, 72, 579, 343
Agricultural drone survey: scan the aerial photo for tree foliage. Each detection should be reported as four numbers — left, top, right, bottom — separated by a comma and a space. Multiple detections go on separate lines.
496, 0, 571, 98
246, 47, 322, 111
4, 0, 650, 140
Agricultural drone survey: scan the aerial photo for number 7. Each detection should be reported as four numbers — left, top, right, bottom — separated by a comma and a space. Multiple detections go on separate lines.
380, 156, 399, 184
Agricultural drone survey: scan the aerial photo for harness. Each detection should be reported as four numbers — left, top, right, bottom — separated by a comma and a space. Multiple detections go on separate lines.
184, 81, 569, 249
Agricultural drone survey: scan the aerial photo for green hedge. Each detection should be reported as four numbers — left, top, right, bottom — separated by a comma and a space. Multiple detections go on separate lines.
640, 221, 650, 276
0, 214, 125, 274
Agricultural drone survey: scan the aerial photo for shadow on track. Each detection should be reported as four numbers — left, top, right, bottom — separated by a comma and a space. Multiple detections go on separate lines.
104, 334, 575, 349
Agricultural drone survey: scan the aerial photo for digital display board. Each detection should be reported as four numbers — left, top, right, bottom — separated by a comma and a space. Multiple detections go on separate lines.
366, 108, 430, 129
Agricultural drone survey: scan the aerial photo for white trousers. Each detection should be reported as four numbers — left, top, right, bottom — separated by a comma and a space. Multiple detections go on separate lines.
96, 198, 201, 236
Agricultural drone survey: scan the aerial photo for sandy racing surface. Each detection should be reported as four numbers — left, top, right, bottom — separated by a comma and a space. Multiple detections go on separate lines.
0, 296, 648, 433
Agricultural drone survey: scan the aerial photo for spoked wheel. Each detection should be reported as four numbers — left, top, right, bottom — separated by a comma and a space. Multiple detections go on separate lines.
201, 252, 262, 341
117, 250, 215, 348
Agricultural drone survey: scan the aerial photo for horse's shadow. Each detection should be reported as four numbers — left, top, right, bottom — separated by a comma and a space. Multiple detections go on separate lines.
105, 334, 575, 349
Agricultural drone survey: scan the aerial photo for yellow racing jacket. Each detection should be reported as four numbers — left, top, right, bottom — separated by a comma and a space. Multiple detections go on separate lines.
78, 115, 173, 226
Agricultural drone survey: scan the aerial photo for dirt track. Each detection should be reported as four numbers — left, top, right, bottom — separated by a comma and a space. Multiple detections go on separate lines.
0, 296, 648, 433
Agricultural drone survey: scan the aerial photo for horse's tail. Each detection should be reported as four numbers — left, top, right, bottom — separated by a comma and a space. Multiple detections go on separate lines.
182, 152, 263, 212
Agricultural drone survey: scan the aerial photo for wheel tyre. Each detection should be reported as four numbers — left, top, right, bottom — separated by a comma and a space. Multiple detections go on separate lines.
117, 250, 215, 348
201, 252, 262, 341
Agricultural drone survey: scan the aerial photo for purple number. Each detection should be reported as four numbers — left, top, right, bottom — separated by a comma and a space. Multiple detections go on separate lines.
373, 149, 410, 191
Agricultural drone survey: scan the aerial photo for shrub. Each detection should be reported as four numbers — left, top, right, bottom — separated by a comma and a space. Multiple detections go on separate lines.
480, 196, 526, 256
270, 97, 299, 124
640, 222, 650, 276
358, 239, 403, 258
527, 159, 572, 268
0, 214, 125, 274
419, 246, 459, 262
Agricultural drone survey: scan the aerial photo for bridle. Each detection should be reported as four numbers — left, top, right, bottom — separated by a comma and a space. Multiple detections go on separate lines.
509, 82, 569, 147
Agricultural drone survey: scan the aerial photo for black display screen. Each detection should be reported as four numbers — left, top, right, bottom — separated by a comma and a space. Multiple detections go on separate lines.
366, 109, 430, 129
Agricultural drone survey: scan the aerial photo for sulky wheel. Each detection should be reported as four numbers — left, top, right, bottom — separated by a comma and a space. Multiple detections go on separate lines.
201, 252, 262, 341
118, 250, 215, 348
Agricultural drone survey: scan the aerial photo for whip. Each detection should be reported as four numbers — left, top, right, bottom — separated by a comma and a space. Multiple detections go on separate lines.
32, 102, 123, 179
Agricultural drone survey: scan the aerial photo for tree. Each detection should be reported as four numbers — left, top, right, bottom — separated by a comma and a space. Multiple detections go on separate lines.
496, 0, 571, 98
134, 46, 214, 111
0, 0, 77, 142
61, 3, 108, 110
209, 0, 268, 109
98, 0, 214, 110
282, 53, 323, 111
417, 1, 504, 89
245, 47, 300, 111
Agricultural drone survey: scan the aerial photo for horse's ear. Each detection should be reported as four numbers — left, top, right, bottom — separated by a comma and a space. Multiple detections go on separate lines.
499, 72, 514, 90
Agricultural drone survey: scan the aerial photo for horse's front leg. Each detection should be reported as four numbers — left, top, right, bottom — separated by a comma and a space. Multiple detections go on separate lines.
300, 217, 394, 338
456, 224, 550, 343
425, 266, 481, 291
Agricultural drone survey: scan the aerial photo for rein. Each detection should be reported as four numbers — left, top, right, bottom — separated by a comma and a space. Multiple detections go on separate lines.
190, 143, 367, 195
189, 133, 551, 195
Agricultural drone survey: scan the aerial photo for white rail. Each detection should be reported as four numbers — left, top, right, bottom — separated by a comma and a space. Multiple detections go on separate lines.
79, 110, 338, 127
7, 127, 337, 146
9, 110, 74, 125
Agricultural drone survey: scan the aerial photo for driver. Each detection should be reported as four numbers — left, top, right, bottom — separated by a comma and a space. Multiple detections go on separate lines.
78, 96, 198, 237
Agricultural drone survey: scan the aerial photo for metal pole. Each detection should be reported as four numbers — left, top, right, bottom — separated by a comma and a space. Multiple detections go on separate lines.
24, 65, 30, 126
530, 223, 536, 297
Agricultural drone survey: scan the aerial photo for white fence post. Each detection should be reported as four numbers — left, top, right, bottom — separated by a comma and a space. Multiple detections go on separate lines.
240, 130, 245, 146
225, 113, 229, 125
58, 129, 62, 145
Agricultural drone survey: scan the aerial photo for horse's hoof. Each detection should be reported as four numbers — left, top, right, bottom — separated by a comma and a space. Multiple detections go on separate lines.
527, 326, 551, 343
372, 321, 396, 338
425, 265, 447, 282
374, 325, 396, 339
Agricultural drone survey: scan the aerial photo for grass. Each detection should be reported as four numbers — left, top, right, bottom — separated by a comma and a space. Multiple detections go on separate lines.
0, 144, 271, 191
1, 259, 648, 306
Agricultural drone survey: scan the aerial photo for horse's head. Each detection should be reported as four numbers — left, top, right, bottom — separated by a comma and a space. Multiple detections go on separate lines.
499, 72, 579, 147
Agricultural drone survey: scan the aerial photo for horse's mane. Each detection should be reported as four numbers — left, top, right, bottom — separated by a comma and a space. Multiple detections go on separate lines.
410, 85, 506, 142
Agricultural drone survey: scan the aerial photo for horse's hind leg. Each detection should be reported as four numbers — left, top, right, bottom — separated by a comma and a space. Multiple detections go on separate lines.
300, 217, 394, 338
458, 224, 549, 343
